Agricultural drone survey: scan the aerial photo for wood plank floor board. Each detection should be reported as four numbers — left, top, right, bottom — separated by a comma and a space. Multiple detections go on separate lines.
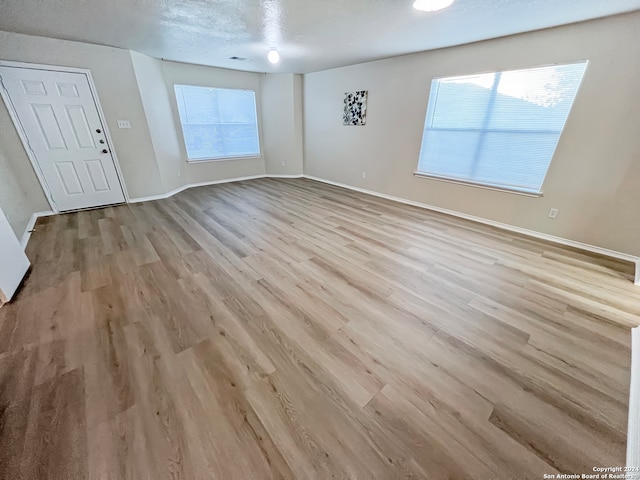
19, 368, 88, 480
0, 346, 38, 407
0, 178, 637, 478
88, 404, 157, 480
428, 331, 629, 442
332, 324, 497, 424
489, 396, 623, 473
365, 384, 497, 480
393, 381, 561, 479
562, 305, 633, 347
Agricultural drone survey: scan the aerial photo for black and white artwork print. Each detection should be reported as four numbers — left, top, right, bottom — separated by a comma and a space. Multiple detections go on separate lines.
343, 91, 368, 126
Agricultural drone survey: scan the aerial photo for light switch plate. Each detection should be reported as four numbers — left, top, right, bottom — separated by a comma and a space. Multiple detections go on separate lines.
117, 120, 131, 129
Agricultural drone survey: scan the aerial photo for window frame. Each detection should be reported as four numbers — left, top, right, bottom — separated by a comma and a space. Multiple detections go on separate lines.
414, 61, 589, 196
173, 84, 262, 163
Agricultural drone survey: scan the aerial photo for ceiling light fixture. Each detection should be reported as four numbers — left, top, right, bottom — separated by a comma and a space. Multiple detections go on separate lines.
413, 0, 454, 12
267, 49, 280, 64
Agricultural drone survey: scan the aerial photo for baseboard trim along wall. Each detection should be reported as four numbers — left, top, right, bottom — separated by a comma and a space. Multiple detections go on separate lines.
128, 174, 304, 203
21, 174, 640, 287
19, 175, 304, 251
20, 210, 56, 250
629, 327, 640, 469
14, 175, 640, 463
303, 175, 640, 285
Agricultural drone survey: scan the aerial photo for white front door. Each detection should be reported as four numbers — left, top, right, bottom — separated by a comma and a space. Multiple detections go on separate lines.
0, 66, 125, 211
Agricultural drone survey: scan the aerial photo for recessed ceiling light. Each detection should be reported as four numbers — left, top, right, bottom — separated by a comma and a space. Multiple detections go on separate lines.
267, 49, 280, 64
413, 0, 454, 12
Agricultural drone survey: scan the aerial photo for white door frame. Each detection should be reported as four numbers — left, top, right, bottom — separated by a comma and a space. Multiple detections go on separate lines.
0, 60, 129, 213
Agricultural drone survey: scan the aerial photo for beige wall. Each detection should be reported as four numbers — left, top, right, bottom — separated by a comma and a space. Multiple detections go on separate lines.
0, 33, 294, 238
303, 12, 640, 257
0, 100, 49, 239
131, 54, 277, 194
4, 13, 639, 257
158, 59, 268, 186
131, 55, 307, 192
261, 73, 304, 176
0, 31, 163, 199
130, 52, 185, 193
131, 52, 265, 192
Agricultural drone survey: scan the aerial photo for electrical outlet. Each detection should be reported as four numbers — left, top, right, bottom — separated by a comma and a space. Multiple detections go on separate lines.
361, 171, 366, 180
117, 120, 131, 129
547, 208, 559, 219
281, 161, 286, 167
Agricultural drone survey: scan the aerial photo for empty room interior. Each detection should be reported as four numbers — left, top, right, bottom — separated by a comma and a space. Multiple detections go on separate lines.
1, 0, 640, 477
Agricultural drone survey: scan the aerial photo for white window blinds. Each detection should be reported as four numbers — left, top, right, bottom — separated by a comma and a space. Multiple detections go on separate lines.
174, 85, 260, 161
416, 61, 588, 194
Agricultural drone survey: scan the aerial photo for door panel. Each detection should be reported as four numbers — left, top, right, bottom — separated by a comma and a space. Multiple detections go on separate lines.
55, 161, 84, 195
65, 105, 96, 148
56, 82, 79, 97
0, 66, 125, 211
20, 79, 47, 95
32, 103, 68, 149
85, 159, 111, 191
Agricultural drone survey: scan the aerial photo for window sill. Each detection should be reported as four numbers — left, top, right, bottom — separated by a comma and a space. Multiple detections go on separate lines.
413, 172, 543, 197
187, 154, 263, 164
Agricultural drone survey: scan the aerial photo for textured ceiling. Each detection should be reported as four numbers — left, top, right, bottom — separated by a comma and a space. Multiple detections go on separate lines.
1, 0, 639, 73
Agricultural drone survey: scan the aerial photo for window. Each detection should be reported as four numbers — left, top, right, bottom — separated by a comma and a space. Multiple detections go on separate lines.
416, 61, 587, 195
174, 85, 260, 161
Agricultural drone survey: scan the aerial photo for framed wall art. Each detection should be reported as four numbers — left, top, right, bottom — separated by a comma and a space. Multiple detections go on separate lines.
343, 91, 368, 126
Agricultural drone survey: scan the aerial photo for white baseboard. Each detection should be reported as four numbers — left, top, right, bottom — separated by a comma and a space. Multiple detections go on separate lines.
129, 174, 268, 203
266, 174, 305, 179
20, 175, 274, 248
21, 175, 640, 285
20, 210, 55, 250
20, 175, 303, 249
302, 175, 640, 282
629, 328, 640, 468
128, 174, 304, 203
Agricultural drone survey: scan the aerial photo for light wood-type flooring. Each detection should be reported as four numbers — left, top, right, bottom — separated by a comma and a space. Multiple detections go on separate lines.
1, 178, 638, 479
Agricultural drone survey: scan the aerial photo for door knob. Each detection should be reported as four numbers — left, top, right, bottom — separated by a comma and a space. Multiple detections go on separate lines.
96, 128, 102, 133
101, 149, 108, 154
